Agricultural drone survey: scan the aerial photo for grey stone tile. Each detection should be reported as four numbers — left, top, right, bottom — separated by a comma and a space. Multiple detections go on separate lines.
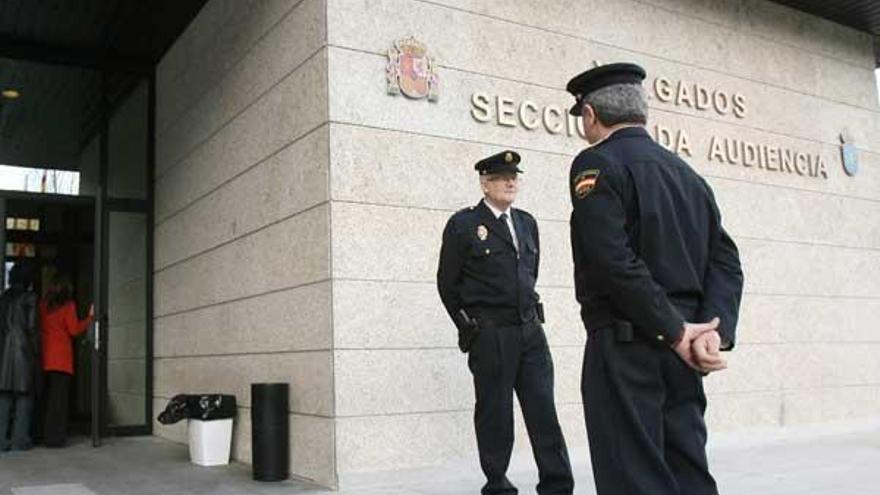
12, 485, 98, 495
737, 295, 880, 345
157, 0, 301, 138
154, 351, 333, 416
329, 0, 876, 108
154, 203, 330, 316
157, 0, 325, 176
156, 50, 328, 222
155, 281, 332, 358
331, 281, 584, 350
644, 0, 875, 66
156, 125, 330, 270
739, 238, 880, 297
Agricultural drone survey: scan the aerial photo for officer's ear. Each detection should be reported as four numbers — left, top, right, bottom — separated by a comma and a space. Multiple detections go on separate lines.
479, 175, 490, 194
582, 104, 598, 127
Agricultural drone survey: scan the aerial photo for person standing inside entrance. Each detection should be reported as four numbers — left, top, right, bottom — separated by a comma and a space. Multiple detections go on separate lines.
0, 262, 40, 452
564, 63, 744, 495
437, 151, 574, 495
40, 273, 93, 447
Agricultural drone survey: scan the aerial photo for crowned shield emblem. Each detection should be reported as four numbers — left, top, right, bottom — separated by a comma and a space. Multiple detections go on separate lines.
386, 37, 439, 101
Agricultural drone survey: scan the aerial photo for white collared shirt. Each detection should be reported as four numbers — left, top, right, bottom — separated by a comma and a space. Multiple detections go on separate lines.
484, 200, 519, 251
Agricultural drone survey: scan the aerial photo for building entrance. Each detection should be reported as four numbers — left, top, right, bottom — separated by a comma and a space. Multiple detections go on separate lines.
2, 194, 95, 442
0, 52, 154, 445
0, 186, 152, 444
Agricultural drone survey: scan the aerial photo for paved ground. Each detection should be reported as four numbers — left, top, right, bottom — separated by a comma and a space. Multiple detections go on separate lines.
1, 420, 878, 494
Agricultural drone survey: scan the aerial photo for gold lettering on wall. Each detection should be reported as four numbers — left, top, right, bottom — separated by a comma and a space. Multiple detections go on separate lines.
496, 97, 517, 127
653, 77, 746, 119
519, 101, 540, 130
468, 92, 829, 180
469, 93, 586, 138
654, 125, 693, 157
470, 92, 491, 122
706, 135, 828, 179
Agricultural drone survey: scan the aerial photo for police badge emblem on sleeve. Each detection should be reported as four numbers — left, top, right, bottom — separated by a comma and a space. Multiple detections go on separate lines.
573, 169, 600, 199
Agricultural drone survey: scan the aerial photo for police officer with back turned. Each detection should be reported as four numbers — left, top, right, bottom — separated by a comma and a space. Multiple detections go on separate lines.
565, 63, 744, 495
437, 151, 574, 495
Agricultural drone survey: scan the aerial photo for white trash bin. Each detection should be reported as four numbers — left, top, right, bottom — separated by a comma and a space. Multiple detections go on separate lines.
188, 418, 233, 466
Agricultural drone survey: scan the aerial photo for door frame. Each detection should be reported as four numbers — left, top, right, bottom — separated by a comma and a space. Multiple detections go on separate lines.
0, 185, 155, 442
0, 66, 156, 445
92, 69, 156, 442
96, 197, 153, 440
0, 189, 100, 438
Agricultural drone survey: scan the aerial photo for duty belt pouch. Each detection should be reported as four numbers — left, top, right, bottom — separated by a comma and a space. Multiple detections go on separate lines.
536, 303, 545, 324
614, 321, 634, 343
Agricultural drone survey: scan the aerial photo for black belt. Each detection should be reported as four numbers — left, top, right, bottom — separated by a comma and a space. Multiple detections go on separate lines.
468, 307, 537, 328
586, 295, 700, 342
588, 320, 635, 342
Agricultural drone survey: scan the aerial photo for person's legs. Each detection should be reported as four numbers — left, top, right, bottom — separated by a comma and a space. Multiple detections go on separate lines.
10, 393, 34, 450
582, 328, 679, 495
662, 352, 718, 495
470, 324, 521, 495
0, 392, 12, 451
43, 372, 72, 447
514, 322, 574, 495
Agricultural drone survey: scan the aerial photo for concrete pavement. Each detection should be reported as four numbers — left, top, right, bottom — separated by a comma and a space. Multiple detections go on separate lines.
2, 419, 878, 494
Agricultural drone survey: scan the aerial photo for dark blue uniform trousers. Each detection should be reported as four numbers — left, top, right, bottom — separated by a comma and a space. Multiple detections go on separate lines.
469, 320, 574, 495
582, 328, 718, 495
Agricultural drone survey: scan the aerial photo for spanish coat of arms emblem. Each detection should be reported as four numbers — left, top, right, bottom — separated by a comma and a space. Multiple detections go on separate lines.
386, 37, 439, 101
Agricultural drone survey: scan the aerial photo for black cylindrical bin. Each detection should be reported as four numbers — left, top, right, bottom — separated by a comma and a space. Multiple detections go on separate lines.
251, 383, 289, 481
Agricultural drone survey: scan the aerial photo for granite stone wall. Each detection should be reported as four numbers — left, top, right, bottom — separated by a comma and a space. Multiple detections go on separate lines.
152, 0, 334, 486
325, 0, 880, 482
154, 0, 880, 487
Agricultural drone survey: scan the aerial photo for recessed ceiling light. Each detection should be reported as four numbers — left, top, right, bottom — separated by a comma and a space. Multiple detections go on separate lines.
2, 89, 20, 99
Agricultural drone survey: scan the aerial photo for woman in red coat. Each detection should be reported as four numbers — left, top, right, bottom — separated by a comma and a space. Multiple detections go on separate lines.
40, 274, 93, 447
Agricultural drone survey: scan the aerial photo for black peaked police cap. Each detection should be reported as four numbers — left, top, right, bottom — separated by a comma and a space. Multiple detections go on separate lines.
566, 63, 647, 116
474, 150, 523, 175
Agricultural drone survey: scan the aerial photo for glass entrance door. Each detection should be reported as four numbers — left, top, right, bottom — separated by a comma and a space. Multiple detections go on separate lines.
93, 74, 154, 440
103, 208, 149, 433
0, 52, 154, 446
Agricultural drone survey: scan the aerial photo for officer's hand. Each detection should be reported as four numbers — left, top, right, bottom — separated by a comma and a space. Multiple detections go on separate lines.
457, 319, 480, 353
673, 317, 720, 371
692, 330, 727, 373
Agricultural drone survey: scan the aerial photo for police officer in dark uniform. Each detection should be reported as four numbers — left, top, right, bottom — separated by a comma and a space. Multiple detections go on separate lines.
564, 63, 744, 495
437, 151, 574, 495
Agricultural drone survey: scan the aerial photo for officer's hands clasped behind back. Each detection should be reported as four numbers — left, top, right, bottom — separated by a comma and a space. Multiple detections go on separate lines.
673, 317, 727, 373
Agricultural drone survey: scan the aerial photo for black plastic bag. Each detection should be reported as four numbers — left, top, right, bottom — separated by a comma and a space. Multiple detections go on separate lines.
158, 394, 237, 424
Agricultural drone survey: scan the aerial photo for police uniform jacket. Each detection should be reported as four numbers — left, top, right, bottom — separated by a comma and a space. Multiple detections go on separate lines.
438, 199, 540, 328
569, 126, 743, 347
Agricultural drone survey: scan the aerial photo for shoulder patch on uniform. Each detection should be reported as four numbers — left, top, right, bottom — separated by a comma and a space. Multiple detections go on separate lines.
573, 169, 600, 199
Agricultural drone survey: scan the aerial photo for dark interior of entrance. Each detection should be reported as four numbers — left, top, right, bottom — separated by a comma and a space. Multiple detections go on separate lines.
0, 0, 210, 440
2, 197, 95, 438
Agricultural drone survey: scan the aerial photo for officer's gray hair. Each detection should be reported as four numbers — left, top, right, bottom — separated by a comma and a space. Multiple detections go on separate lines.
583, 83, 648, 126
